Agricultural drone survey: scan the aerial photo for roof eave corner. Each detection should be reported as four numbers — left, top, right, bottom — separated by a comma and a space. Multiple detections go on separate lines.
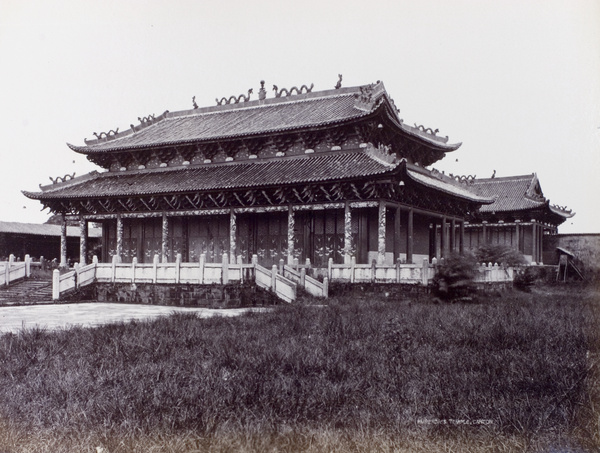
67, 142, 87, 154
21, 190, 39, 200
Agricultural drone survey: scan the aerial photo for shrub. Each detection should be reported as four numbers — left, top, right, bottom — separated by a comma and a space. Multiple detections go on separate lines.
476, 244, 526, 267
431, 253, 478, 301
513, 267, 536, 291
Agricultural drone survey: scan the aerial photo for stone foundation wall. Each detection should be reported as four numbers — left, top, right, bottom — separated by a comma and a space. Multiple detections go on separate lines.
67, 282, 279, 307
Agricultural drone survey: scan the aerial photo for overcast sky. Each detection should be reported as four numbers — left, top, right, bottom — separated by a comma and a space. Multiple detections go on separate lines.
1, 0, 598, 233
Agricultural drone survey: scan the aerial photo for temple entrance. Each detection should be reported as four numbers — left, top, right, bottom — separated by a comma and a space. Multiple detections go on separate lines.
237, 212, 287, 267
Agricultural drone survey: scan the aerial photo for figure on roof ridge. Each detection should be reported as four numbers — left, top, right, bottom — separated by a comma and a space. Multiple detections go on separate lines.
216, 88, 253, 105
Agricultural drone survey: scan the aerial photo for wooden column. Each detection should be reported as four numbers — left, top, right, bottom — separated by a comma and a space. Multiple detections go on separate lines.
450, 219, 456, 254
531, 219, 537, 264
287, 205, 295, 265
515, 220, 521, 252
407, 208, 414, 264
377, 201, 386, 265
459, 221, 465, 255
161, 213, 169, 263
60, 214, 68, 268
79, 216, 88, 265
136, 223, 144, 263
538, 224, 544, 264
441, 216, 448, 258
482, 221, 488, 245
394, 206, 401, 262
116, 215, 123, 262
230, 209, 237, 263
344, 202, 352, 264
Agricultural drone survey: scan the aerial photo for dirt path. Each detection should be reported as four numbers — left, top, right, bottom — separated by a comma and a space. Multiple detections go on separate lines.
0, 303, 263, 335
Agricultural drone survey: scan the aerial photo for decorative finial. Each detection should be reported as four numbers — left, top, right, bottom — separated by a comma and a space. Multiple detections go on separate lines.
258, 80, 266, 100
491, 170, 496, 179
192, 96, 198, 109
335, 74, 342, 89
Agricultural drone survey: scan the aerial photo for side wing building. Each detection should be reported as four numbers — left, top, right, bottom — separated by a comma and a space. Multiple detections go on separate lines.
465, 174, 574, 263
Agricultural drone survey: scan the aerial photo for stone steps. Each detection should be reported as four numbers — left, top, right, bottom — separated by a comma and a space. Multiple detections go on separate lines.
0, 278, 53, 305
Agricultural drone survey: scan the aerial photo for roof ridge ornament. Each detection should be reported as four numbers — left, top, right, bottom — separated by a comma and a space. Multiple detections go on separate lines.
413, 124, 439, 136
448, 173, 476, 186
272, 83, 314, 98
365, 143, 397, 167
138, 114, 156, 124
192, 96, 198, 109
335, 74, 342, 89
551, 204, 572, 214
92, 128, 119, 140
258, 80, 267, 100
48, 173, 76, 185
353, 81, 383, 112
216, 88, 253, 105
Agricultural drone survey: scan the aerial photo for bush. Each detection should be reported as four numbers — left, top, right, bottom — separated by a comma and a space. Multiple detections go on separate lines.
513, 267, 536, 292
432, 253, 478, 301
476, 244, 526, 267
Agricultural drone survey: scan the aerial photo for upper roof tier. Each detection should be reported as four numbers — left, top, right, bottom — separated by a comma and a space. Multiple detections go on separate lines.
67, 80, 461, 157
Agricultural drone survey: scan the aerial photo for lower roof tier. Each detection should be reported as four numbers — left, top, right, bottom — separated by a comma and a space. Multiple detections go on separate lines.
25, 148, 490, 203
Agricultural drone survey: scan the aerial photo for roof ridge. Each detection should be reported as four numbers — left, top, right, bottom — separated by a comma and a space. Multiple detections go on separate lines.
474, 173, 535, 183
168, 89, 359, 119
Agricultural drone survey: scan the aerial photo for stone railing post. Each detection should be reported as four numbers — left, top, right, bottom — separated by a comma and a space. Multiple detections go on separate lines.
175, 253, 181, 284
52, 269, 60, 300
131, 257, 138, 283
199, 253, 206, 284
153, 254, 159, 284
422, 258, 429, 286
25, 254, 31, 278
74, 263, 80, 288
111, 254, 118, 283
222, 253, 229, 285
271, 264, 277, 292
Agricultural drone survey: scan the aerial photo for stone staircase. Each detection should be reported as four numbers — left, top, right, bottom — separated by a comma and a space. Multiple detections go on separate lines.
0, 278, 53, 305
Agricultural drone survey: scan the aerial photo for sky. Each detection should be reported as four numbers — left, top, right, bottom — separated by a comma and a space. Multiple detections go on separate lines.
1, 0, 598, 233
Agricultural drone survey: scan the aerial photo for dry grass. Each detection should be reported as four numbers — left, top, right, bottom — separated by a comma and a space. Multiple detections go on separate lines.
0, 284, 598, 452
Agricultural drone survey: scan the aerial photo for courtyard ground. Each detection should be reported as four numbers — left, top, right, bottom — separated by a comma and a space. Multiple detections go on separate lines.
0, 303, 263, 334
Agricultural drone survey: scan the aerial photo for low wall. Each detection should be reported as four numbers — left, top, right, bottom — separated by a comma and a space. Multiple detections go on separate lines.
65, 282, 279, 307
544, 234, 600, 275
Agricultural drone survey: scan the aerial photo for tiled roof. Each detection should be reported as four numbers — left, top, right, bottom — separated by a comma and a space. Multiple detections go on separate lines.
25, 151, 490, 205
471, 174, 546, 213
0, 221, 101, 237
25, 152, 395, 200
67, 83, 459, 153
406, 169, 492, 203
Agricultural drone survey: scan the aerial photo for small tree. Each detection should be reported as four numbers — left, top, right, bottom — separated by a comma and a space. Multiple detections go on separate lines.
432, 253, 478, 301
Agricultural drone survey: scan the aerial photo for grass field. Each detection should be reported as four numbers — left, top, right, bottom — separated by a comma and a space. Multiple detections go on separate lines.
0, 284, 598, 452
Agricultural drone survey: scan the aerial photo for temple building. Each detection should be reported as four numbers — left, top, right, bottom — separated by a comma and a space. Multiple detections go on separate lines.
24, 79, 493, 268
0, 220, 101, 262
464, 173, 574, 263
